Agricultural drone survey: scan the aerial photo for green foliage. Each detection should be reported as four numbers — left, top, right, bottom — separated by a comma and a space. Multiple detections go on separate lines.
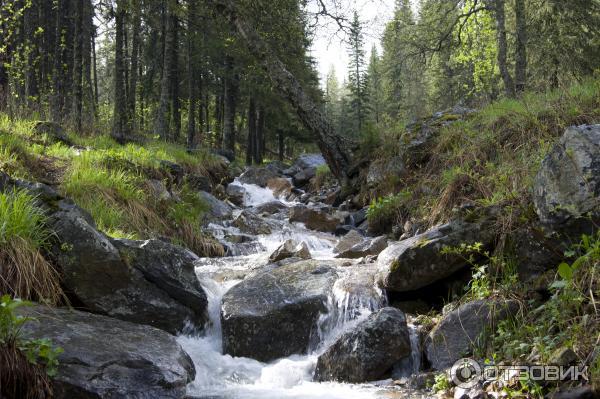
0, 295, 62, 377
367, 191, 409, 225
0, 189, 49, 248
432, 372, 451, 392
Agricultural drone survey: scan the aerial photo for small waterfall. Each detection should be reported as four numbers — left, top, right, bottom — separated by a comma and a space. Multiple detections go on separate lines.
178, 181, 389, 398
393, 323, 422, 379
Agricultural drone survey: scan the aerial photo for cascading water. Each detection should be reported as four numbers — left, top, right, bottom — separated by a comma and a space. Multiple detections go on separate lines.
178, 180, 421, 398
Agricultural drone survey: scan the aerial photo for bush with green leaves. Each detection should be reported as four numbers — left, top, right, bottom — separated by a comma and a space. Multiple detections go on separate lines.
0, 295, 63, 377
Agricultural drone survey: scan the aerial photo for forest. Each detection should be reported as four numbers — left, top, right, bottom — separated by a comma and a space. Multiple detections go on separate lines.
0, 0, 599, 398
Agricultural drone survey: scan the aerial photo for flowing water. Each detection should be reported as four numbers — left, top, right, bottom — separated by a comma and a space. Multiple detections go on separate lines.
179, 180, 421, 399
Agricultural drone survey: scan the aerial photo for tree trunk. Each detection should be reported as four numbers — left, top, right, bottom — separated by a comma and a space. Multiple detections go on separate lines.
209, 0, 353, 180
187, 0, 198, 150
277, 129, 284, 162
72, 0, 83, 131
492, 0, 515, 97
222, 56, 238, 157
155, 0, 175, 140
82, 0, 95, 126
129, 0, 141, 130
170, 6, 181, 141
514, 0, 527, 94
255, 105, 264, 164
112, 0, 131, 142
246, 98, 256, 165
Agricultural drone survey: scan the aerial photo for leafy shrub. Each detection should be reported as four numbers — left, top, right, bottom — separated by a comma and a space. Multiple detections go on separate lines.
0, 295, 61, 398
366, 191, 410, 234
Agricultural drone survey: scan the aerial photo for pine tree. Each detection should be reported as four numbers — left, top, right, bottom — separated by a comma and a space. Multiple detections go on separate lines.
346, 11, 367, 137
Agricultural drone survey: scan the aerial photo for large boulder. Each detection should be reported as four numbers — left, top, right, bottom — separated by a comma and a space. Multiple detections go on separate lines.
225, 183, 246, 206
221, 260, 339, 362
49, 201, 207, 334
533, 124, 600, 226
238, 166, 280, 187
267, 177, 293, 198
333, 230, 364, 255
425, 299, 519, 370
366, 156, 406, 188
112, 239, 208, 323
314, 307, 411, 383
336, 236, 388, 259
376, 215, 496, 292
284, 153, 326, 175
289, 205, 340, 233
19, 306, 195, 399
269, 239, 311, 262
252, 200, 288, 215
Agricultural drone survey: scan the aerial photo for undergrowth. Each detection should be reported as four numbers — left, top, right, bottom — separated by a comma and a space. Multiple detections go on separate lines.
0, 189, 63, 304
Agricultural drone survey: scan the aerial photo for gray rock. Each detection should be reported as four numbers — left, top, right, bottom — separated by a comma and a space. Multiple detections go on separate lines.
238, 166, 280, 187
295, 153, 326, 170
231, 210, 272, 235
376, 217, 496, 292
269, 239, 311, 262
289, 205, 340, 233
252, 200, 288, 215
226, 183, 246, 206
334, 230, 364, 254
185, 174, 212, 193
266, 177, 293, 198
366, 156, 406, 188
147, 179, 172, 201
314, 307, 411, 383
49, 203, 207, 334
113, 239, 208, 326
19, 306, 195, 399
221, 259, 339, 361
292, 167, 317, 187
534, 124, 600, 225
425, 299, 519, 370
198, 190, 233, 221
337, 236, 388, 259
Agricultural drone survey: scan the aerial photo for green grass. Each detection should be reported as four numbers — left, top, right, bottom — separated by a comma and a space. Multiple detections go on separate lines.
0, 189, 49, 248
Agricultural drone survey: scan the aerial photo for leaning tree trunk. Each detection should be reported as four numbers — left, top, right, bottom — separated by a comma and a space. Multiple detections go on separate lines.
209, 0, 353, 181
492, 0, 515, 98
514, 0, 527, 94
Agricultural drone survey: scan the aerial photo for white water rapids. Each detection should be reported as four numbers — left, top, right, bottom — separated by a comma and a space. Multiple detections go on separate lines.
178, 180, 420, 399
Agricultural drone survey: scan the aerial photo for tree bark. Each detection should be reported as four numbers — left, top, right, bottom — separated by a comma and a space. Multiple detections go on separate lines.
492, 0, 515, 97
514, 0, 527, 94
72, 0, 84, 131
209, 0, 353, 180
246, 98, 256, 165
187, 0, 198, 150
155, 0, 175, 140
112, 0, 131, 142
170, 6, 181, 141
255, 104, 264, 164
129, 0, 141, 130
222, 56, 238, 157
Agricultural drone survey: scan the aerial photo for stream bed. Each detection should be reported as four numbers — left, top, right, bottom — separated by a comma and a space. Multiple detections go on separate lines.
178, 181, 424, 399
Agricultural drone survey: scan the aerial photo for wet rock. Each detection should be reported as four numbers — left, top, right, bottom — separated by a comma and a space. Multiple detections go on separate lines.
238, 166, 280, 187
112, 239, 208, 325
49, 202, 207, 334
425, 299, 519, 370
314, 307, 411, 383
534, 124, 600, 226
198, 190, 233, 221
334, 230, 364, 254
376, 216, 496, 292
267, 177, 293, 198
252, 200, 288, 215
289, 205, 340, 233
226, 183, 246, 206
33, 121, 73, 146
19, 306, 195, 399
221, 259, 339, 362
269, 239, 311, 262
232, 210, 272, 235
336, 236, 388, 259
344, 208, 368, 227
